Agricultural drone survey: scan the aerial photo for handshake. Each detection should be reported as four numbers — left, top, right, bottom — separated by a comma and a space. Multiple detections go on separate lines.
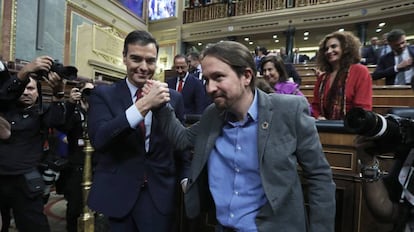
135, 80, 171, 115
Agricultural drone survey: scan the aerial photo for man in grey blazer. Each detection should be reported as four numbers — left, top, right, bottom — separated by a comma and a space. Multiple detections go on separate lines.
148, 41, 336, 232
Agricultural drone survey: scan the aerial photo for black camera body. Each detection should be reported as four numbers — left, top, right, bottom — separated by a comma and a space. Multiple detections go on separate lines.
344, 107, 414, 148
35, 60, 78, 80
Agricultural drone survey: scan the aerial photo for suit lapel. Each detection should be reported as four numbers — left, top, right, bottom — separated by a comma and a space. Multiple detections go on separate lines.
116, 79, 134, 111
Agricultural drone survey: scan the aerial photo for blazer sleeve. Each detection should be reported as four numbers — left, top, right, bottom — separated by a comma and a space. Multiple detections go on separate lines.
294, 97, 336, 232
372, 55, 396, 80
87, 85, 133, 151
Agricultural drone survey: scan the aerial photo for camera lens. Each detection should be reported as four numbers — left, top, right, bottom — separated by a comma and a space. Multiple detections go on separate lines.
344, 107, 402, 141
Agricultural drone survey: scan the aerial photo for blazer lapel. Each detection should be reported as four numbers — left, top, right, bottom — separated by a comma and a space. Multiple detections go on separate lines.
256, 90, 274, 163
193, 108, 225, 179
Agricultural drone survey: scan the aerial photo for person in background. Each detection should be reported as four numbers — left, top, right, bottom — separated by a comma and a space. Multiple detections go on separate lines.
361, 36, 380, 65
260, 55, 311, 114
59, 80, 94, 232
149, 40, 336, 232
0, 56, 66, 232
265, 52, 301, 85
312, 31, 372, 120
372, 29, 414, 85
279, 47, 290, 63
166, 54, 207, 115
377, 32, 391, 60
86, 30, 191, 232
254, 46, 267, 75
261, 55, 304, 95
187, 52, 203, 81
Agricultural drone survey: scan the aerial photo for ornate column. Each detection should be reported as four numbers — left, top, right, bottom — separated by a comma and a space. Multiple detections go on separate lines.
284, 25, 295, 62
356, 22, 368, 46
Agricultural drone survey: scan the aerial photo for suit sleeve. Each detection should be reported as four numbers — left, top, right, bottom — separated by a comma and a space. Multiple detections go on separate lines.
170, 90, 191, 180
295, 97, 336, 232
87, 86, 133, 151
372, 55, 396, 80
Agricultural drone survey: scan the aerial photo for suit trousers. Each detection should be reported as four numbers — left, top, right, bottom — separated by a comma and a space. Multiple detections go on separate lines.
108, 185, 174, 232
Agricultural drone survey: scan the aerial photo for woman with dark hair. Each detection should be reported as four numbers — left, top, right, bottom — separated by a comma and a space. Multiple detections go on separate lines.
260, 55, 304, 95
312, 31, 372, 120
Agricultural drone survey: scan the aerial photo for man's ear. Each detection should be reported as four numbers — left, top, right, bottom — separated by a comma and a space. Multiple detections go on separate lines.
243, 68, 254, 86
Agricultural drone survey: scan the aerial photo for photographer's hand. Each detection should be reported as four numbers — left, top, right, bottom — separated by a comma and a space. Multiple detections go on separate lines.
69, 87, 81, 104
354, 135, 378, 166
46, 72, 65, 101
17, 56, 53, 81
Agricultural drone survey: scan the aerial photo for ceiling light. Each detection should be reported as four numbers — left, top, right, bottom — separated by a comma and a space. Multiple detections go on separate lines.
275, 39, 279, 43
249, 41, 254, 45
376, 28, 382, 33
198, 42, 203, 46
304, 37, 309, 40
338, 28, 344, 32
378, 22, 386, 27
273, 35, 278, 39
304, 31, 309, 36
244, 37, 249, 41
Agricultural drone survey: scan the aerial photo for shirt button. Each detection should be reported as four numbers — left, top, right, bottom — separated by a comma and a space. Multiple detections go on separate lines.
236, 145, 241, 150
235, 168, 239, 172
234, 191, 239, 195
230, 213, 234, 218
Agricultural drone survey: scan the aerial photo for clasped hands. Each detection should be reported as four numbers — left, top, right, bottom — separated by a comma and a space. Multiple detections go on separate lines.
135, 80, 170, 116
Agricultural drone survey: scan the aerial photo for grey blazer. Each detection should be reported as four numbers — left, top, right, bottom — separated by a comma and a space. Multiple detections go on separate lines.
156, 89, 336, 232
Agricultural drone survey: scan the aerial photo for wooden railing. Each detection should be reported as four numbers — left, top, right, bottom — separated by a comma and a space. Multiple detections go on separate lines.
183, 0, 345, 23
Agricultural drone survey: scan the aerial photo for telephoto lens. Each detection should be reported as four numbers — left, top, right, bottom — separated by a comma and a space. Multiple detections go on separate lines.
344, 107, 402, 143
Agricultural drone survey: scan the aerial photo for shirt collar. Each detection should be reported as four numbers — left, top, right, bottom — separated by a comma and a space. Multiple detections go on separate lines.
126, 78, 138, 99
224, 89, 258, 125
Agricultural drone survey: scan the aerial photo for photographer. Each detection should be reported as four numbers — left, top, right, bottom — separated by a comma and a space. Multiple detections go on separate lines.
355, 126, 414, 231
0, 56, 66, 232
58, 80, 94, 232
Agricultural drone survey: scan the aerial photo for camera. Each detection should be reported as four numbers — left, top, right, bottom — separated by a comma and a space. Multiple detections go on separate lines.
344, 107, 414, 148
35, 59, 78, 80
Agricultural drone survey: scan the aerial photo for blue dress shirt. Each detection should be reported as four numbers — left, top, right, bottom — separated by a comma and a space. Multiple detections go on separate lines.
208, 91, 266, 232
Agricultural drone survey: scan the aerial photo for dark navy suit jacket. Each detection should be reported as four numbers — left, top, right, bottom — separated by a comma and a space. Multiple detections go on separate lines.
87, 78, 191, 219
167, 73, 207, 114
372, 46, 414, 85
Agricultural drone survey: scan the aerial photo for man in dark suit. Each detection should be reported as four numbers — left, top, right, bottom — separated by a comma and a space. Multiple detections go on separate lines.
372, 29, 414, 85
361, 36, 379, 65
167, 54, 207, 114
151, 41, 335, 231
86, 30, 191, 232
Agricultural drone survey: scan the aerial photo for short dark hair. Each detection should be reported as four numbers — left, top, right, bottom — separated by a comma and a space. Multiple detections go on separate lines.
387, 29, 406, 43
122, 30, 159, 57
